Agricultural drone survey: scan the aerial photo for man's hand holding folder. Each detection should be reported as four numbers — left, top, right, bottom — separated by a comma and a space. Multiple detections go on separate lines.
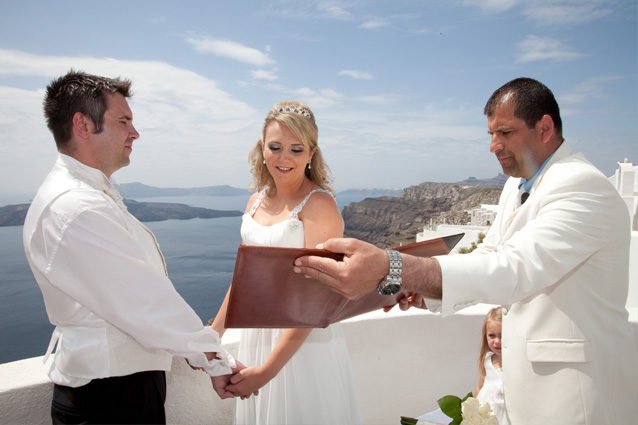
225, 234, 463, 328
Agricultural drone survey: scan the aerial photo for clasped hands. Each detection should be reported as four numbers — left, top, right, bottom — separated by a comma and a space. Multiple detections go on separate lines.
190, 355, 261, 400
212, 362, 267, 400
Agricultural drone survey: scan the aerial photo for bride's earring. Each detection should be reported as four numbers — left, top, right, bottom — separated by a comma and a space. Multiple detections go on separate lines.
307, 161, 312, 170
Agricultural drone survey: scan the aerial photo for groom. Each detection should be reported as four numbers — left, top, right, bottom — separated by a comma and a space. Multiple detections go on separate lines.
23, 70, 245, 423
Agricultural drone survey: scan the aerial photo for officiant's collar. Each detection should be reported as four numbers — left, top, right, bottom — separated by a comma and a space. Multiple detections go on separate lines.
518, 151, 555, 193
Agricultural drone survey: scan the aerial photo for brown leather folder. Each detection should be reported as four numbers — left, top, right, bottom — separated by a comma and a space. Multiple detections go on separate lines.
224, 233, 464, 328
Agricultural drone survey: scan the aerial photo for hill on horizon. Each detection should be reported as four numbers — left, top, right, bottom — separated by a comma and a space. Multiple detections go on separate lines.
0, 174, 507, 227
115, 182, 252, 198
455, 173, 508, 188
116, 173, 507, 198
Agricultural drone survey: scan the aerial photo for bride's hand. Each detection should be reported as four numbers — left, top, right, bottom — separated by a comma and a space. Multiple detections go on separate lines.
227, 365, 268, 399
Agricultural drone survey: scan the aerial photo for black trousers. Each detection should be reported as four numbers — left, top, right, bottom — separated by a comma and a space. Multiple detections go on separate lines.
51, 370, 167, 424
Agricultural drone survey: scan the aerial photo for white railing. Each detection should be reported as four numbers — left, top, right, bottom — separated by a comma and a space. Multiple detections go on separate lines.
2, 305, 637, 424
0, 307, 492, 424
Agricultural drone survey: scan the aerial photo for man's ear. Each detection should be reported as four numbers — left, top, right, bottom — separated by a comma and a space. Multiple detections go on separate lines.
72, 112, 93, 140
537, 114, 554, 145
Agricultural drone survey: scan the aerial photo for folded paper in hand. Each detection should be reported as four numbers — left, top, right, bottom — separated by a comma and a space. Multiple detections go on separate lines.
225, 233, 464, 328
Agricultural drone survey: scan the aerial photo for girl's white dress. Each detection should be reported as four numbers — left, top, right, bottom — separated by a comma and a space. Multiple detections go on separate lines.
233, 189, 362, 425
477, 351, 509, 425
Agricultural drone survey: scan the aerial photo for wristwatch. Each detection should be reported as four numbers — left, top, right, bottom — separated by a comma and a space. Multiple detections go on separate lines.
377, 249, 402, 295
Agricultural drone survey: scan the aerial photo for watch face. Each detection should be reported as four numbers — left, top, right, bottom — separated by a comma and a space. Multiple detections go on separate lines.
379, 282, 401, 296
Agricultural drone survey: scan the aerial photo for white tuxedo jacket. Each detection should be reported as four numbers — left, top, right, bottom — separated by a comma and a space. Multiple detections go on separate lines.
436, 142, 638, 424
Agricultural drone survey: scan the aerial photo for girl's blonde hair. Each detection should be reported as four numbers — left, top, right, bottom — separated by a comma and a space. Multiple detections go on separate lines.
248, 100, 333, 196
477, 306, 503, 380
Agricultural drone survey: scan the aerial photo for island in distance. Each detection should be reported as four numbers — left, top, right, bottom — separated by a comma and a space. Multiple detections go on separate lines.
0, 183, 250, 227
115, 182, 251, 198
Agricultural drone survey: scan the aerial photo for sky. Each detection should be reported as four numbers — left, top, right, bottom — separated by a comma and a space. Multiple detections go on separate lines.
0, 0, 636, 199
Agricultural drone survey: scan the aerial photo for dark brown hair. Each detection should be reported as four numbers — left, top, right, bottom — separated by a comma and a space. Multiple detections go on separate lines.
43, 70, 133, 149
484, 77, 563, 139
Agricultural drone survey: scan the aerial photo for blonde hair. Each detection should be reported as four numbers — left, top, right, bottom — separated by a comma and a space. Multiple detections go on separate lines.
477, 307, 503, 380
248, 100, 333, 196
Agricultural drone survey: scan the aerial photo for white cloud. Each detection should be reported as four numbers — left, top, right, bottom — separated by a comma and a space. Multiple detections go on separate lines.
251, 69, 279, 81
524, 1, 613, 26
463, 0, 520, 12
316, 1, 353, 20
559, 81, 605, 106
557, 76, 621, 110
515, 35, 586, 63
465, 0, 613, 26
0, 49, 261, 192
359, 18, 389, 29
184, 36, 275, 67
338, 70, 374, 80
0, 86, 55, 192
352, 94, 398, 106
317, 103, 496, 190
264, 0, 353, 21
293, 87, 346, 109
0, 49, 68, 76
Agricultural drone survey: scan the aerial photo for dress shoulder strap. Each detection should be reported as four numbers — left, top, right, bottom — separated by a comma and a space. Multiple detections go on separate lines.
290, 189, 333, 220
247, 189, 267, 216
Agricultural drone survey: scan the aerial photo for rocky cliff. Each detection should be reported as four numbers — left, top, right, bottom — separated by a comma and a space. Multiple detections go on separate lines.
342, 182, 502, 248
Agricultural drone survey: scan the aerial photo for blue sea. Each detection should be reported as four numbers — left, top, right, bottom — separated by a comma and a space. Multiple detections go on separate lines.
0, 194, 365, 364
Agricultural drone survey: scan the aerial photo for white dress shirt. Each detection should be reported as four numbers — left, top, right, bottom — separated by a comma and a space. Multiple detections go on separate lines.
23, 154, 235, 386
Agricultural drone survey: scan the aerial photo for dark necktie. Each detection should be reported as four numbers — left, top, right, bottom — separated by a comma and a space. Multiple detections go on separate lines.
521, 192, 530, 204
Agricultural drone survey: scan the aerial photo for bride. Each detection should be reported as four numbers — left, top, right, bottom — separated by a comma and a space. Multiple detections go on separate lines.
212, 100, 362, 424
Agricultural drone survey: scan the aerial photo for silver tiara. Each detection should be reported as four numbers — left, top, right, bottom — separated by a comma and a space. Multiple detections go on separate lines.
274, 105, 313, 120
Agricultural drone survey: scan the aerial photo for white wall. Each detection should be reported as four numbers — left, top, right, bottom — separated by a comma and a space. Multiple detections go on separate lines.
346, 307, 488, 422
0, 308, 487, 425
2, 306, 637, 425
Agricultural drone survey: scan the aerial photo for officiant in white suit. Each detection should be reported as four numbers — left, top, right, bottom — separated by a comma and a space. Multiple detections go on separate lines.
293, 77, 638, 425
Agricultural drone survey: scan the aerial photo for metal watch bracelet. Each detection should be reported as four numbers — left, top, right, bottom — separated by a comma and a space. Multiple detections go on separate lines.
377, 249, 402, 295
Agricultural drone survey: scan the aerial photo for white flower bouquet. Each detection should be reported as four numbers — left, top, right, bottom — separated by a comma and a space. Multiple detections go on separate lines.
401, 392, 498, 425
455, 396, 498, 425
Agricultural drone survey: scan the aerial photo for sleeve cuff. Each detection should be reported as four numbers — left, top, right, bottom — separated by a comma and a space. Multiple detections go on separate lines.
423, 297, 441, 313
185, 328, 237, 376
203, 347, 236, 376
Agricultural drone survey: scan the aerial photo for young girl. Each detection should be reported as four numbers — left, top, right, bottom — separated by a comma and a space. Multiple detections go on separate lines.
474, 306, 509, 425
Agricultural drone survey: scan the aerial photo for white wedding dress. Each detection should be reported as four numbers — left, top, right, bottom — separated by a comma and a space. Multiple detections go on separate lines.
476, 352, 509, 425
233, 189, 362, 425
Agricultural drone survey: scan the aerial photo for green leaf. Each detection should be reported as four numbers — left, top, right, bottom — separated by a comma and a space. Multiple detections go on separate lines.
461, 392, 474, 402
438, 395, 462, 419
450, 417, 463, 425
